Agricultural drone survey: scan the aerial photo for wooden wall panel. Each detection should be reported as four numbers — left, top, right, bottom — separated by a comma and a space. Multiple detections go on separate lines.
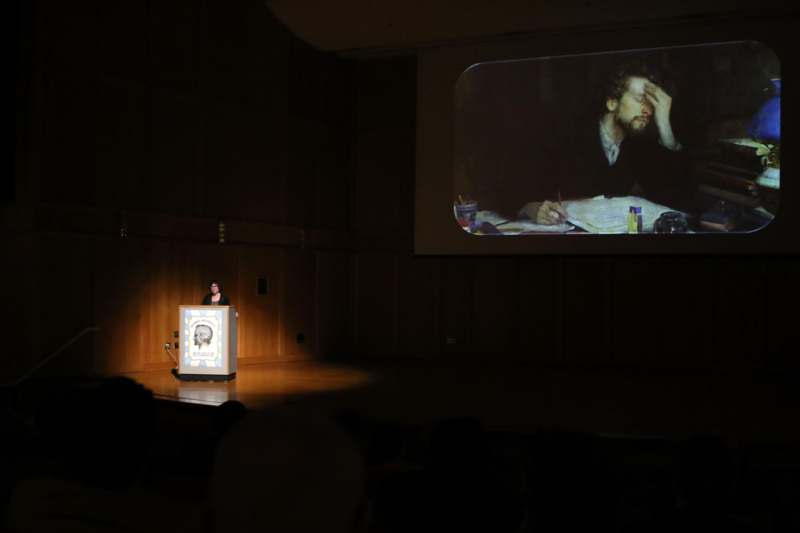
440, 258, 475, 354
94, 1, 149, 81
92, 237, 148, 373
353, 252, 397, 356
517, 257, 560, 364
130, 239, 176, 369
148, 90, 205, 215
233, 245, 282, 362
37, 1, 104, 78
282, 250, 316, 360
610, 257, 714, 368
93, 81, 148, 210
708, 256, 767, 368
354, 58, 416, 237
1, 235, 38, 382
316, 138, 353, 231
471, 257, 518, 355
286, 117, 323, 227
560, 257, 610, 365
765, 255, 800, 370
316, 251, 352, 359
354, 129, 395, 234
38, 76, 99, 206
203, 96, 288, 224
148, 0, 206, 88
185, 243, 239, 309
202, 4, 290, 224
354, 129, 415, 235
396, 255, 441, 357
32, 233, 96, 375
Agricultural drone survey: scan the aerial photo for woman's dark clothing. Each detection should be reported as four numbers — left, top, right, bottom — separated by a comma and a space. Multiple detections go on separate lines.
202, 293, 230, 305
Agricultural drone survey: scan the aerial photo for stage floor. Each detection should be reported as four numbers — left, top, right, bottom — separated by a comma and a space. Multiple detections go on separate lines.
125, 360, 374, 408
123, 360, 800, 443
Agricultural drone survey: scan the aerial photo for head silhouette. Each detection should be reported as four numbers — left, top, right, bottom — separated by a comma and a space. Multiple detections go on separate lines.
211, 407, 366, 533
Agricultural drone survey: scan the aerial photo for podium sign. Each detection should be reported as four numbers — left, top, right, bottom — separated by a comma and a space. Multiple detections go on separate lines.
177, 305, 237, 380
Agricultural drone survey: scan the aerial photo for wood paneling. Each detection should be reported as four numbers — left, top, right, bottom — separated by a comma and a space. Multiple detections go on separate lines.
316, 251, 352, 359
396, 255, 440, 357
93, 81, 148, 210
440, 258, 474, 354
33, 233, 96, 375
38, 76, 99, 206
708, 256, 766, 368
233, 245, 282, 363
471, 257, 518, 355
561, 257, 610, 365
517, 256, 560, 363
148, 90, 205, 215
354, 58, 416, 237
148, 0, 205, 89
282, 249, 316, 360
0, 235, 38, 382
286, 117, 324, 228
353, 252, 397, 356
92, 237, 137, 373
765, 255, 800, 370
610, 257, 714, 368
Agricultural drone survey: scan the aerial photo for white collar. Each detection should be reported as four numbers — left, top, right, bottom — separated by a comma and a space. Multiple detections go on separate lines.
598, 120, 621, 165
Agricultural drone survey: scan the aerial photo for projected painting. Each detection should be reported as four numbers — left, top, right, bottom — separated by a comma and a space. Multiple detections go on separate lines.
453, 41, 780, 235
183, 308, 224, 369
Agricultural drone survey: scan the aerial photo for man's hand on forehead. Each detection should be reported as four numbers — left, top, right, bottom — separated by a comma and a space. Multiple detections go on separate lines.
644, 81, 669, 100
644, 81, 671, 111
644, 81, 679, 149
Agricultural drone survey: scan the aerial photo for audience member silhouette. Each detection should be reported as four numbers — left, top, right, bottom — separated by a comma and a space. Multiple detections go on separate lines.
210, 406, 367, 533
416, 417, 524, 533
670, 434, 756, 533
210, 399, 247, 441
34, 376, 156, 489
523, 431, 616, 533
6, 375, 796, 533
8, 377, 204, 533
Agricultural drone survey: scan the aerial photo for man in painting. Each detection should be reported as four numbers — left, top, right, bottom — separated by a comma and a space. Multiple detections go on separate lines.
521, 59, 690, 224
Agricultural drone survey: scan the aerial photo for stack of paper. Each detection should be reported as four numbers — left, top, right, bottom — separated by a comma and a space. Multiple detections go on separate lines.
475, 210, 574, 234
562, 196, 676, 233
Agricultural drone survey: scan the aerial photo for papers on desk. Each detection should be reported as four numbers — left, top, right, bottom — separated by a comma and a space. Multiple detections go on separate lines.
562, 195, 676, 233
495, 220, 575, 234
475, 210, 575, 234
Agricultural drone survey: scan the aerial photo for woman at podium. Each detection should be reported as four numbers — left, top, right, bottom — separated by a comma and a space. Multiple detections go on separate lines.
202, 280, 230, 306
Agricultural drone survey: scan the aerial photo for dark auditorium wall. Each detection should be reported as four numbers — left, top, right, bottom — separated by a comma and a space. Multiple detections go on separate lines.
5, 0, 355, 378
5, 0, 800, 386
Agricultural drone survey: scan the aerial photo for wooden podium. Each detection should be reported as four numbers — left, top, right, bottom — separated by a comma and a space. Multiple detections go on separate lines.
175, 305, 237, 381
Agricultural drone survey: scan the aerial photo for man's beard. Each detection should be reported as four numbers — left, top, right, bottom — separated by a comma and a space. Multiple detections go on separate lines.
620, 115, 651, 136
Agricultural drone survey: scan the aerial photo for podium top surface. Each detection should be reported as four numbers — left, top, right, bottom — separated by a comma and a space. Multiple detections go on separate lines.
179, 305, 237, 309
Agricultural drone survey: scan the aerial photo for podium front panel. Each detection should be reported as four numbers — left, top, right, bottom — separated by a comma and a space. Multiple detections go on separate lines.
179, 305, 236, 376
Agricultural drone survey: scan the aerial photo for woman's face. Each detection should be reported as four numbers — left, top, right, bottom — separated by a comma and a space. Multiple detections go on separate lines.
210, 283, 220, 295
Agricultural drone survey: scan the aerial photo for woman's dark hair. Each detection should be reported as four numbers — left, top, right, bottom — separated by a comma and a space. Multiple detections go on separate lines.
209, 280, 223, 292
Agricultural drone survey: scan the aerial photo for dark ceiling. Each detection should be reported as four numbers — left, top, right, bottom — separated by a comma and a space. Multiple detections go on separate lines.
266, 0, 795, 53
